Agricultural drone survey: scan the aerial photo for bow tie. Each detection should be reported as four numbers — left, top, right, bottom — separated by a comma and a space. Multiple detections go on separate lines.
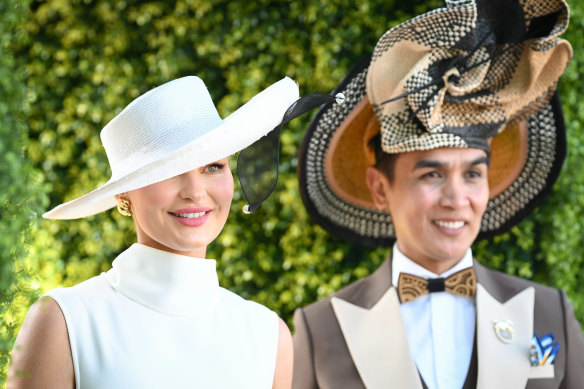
397, 267, 477, 303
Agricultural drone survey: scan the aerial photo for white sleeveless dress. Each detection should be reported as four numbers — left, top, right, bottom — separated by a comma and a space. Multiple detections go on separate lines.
45, 243, 279, 389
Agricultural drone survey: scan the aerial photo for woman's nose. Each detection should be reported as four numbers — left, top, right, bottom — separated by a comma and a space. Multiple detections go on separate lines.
177, 170, 205, 201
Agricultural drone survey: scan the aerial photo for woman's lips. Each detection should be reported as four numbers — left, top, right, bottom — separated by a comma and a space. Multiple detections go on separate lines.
169, 207, 211, 227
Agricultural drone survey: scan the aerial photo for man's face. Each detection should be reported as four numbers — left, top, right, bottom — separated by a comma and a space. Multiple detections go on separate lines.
366, 147, 489, 274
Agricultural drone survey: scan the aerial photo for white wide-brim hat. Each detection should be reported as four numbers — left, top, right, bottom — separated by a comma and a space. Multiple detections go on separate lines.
44, 76, 300, 219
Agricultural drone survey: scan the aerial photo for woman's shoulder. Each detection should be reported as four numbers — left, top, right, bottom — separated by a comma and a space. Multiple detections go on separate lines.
45, 273, 111, 297
7, 296, 75, 388
215, 288, 280, 336
43, 273, 118, 319
216, 286, 278, 318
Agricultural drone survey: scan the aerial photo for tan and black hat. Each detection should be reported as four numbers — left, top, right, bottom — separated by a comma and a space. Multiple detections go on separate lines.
298, 0, 572, 246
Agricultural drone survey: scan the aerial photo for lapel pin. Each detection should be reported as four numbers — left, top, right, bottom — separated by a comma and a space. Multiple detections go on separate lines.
493, 319, 515, 344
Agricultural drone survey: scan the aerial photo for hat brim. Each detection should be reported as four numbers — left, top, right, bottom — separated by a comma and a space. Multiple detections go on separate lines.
44, 77, 300, 220
298, 56, 566, 246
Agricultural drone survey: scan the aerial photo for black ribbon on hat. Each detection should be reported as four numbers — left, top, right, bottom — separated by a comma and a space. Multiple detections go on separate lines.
379, 29, 496, 116
237, 92, 344, 213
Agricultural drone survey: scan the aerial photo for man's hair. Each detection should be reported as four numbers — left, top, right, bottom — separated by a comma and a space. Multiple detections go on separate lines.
369, 133, 399, 183
369, 134, 492, 184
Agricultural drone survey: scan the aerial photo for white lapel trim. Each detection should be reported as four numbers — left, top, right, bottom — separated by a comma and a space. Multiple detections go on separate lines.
331, 287, 422, 389
476, 284, 534, 389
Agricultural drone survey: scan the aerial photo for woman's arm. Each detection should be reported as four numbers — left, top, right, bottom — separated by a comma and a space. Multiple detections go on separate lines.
7, 296, 75, 389
272, 317, 293, 389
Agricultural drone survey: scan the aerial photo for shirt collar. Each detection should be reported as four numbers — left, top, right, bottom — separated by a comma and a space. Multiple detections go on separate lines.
391, 242, 474, 287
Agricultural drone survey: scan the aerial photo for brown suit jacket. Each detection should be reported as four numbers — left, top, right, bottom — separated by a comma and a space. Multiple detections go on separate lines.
292, 257, 584, 388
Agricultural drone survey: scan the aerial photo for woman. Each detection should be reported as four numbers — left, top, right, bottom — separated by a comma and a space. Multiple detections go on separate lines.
7, 75, 337, 388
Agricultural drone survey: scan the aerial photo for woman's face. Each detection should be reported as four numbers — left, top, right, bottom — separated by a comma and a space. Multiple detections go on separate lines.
120, 158, 234, 258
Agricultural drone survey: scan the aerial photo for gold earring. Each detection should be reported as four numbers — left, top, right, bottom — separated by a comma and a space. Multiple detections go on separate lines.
117, 198, 133, 216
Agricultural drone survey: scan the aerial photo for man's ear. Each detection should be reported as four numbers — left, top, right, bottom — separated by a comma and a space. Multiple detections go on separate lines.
365, 166, 391, 210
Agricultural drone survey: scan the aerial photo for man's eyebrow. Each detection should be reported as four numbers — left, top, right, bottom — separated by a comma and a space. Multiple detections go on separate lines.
413, 156, 489, 170
471, 156, 490, 167
413, 160, 443, 170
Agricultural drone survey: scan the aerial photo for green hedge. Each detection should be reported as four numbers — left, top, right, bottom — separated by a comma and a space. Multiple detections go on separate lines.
0, 0, 45, 383
1, 0, 583, 384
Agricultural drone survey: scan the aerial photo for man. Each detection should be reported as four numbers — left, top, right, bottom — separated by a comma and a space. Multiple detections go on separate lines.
292, 0, 584, 388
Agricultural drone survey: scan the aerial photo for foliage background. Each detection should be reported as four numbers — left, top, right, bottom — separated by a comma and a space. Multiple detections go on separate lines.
1, 0, 583, 385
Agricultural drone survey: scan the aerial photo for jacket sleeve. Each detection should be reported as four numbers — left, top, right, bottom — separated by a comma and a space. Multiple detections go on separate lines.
559, 290, 584, 389
292, 307, 319, 389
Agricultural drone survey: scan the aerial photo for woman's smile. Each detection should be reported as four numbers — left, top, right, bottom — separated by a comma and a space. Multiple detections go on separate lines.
170, 207, 212, 227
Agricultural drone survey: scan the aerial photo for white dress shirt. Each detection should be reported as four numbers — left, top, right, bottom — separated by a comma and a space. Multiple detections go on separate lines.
392, 243, 476, 389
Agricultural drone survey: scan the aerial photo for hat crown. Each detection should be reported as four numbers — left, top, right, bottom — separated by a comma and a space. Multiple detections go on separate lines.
101, 76, 222, 180
367, 0, 571, 154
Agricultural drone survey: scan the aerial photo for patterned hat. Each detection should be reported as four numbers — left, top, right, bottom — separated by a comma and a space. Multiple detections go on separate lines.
298, 0, 572, 247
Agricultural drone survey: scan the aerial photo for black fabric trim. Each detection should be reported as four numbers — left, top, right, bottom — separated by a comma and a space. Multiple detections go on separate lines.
239, 92, 338, 213
427, 278, 446, 293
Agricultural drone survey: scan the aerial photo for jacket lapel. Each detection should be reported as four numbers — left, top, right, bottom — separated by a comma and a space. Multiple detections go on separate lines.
328, 259, 536, 388
330, 258, 423, 388
475, 263, 535, 389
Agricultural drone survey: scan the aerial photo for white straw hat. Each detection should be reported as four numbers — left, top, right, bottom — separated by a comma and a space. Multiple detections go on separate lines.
44, 76, 300, 219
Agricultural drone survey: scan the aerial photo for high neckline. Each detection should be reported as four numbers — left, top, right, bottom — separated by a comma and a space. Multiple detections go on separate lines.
104, 243, 220, 317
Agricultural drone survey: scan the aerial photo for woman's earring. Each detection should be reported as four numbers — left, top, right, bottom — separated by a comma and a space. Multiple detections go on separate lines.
117, 198, 133, 216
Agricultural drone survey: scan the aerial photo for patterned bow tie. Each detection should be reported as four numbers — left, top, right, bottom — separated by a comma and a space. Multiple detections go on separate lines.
397, 267, 477, 303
